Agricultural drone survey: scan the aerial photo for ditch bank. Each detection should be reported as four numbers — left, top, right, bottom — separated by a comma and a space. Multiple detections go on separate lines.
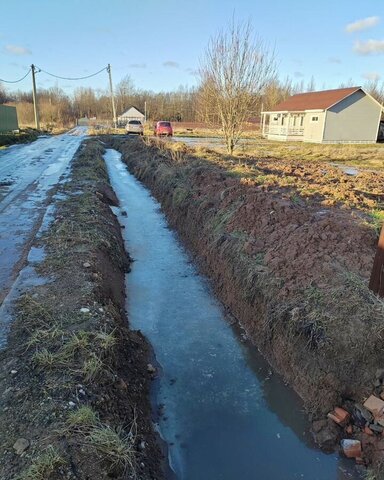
0, 139, 163, 480
107, 135, 384, 468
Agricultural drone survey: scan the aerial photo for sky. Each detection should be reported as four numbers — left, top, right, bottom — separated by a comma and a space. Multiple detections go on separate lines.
0, 0, 384, 95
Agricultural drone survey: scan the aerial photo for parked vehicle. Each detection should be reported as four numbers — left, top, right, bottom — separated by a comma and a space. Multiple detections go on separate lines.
154, 121, 173, 137
126, 120, 144, 135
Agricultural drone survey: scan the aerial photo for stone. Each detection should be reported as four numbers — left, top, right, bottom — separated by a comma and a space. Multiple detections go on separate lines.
80, 308, 90, 314
369, 424, 383, 434
68, 401, 76, 408
364, 426, 374, 436
363, 395, 384, 416
138, 441, 146, 451
10, 370, 17, 376
13, 438, 30, 455
340, 439, 362, 459
352, 404, 373, 427
147, 364, 156, 374
311, 419, 339, 451
83, 262, 91, 268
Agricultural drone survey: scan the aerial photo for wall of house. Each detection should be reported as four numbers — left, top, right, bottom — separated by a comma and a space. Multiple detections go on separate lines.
302, 111, 326, 142
323, 90, 381, 143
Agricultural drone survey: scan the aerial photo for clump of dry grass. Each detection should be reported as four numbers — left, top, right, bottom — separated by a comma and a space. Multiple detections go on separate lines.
66, 405, 99, 431
18, 446, 65, 480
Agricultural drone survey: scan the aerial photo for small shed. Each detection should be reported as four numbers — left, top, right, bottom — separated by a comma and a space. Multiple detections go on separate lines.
0, 105, 18, 133
261, 87, 383, 143
117, 106, 145, 126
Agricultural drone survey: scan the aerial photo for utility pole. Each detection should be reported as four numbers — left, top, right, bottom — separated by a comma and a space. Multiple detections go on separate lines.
31, 64, 40, 130
107, 64, 117, 128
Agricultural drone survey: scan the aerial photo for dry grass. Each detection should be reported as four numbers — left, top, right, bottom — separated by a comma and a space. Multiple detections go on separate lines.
66, 405, 99, 431
18, 446, 65, 480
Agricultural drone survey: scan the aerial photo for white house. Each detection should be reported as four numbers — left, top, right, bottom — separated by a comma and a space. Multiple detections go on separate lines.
117, 106, 145, 126
261, 87, 383, 143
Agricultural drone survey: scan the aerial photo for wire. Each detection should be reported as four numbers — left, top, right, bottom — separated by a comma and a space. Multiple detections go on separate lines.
35, 65, 108, 81
0, 68, 31, 84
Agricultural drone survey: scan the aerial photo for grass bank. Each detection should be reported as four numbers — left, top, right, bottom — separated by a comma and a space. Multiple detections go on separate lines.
0, 129, 40, 148
0, 139, 163, 480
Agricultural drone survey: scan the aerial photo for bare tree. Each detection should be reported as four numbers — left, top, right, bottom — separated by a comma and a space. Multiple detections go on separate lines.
199, 19, 276, 153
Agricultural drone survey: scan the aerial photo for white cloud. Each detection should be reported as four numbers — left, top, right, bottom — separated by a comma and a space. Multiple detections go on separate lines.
4, 44, 31, 55
346, 16, 380, 33
163, 61, 179, 68
354, 39, 384, 55
363, 72, 381, 81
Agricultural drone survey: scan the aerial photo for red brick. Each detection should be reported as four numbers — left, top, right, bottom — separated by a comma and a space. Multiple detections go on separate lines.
327, 407, 350, 425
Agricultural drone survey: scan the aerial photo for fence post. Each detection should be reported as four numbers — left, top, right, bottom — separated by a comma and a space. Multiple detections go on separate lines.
369, 225, 384, 297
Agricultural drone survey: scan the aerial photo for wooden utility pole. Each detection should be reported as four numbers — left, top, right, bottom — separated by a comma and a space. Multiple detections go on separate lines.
369, 225, 384, 297
107, 64, 117, 128
31, 64, 40, 130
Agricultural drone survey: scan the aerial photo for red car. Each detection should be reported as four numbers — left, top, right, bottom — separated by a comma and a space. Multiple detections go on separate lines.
154, 121, 173, 137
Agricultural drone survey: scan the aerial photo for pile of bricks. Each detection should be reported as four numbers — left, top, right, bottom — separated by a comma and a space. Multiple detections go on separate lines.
328, 383, 384, 465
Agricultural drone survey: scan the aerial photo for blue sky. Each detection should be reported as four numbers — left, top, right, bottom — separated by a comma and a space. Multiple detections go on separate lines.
1, 0, 383, 94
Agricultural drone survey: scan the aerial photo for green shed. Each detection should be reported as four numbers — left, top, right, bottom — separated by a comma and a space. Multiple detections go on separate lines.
0, 105, 19, 133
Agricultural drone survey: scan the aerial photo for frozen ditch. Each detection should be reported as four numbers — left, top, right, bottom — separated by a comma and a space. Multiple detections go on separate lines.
104, 148, 361, 480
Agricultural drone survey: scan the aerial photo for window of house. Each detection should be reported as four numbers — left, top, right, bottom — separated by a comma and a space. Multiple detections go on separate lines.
311, 116, 319, 122
300, 116, 304, 127
281, 116, 285, 125
273, 116, 278, 121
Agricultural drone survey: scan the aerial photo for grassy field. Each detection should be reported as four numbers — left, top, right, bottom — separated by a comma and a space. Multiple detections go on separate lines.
171, 126, 384, 171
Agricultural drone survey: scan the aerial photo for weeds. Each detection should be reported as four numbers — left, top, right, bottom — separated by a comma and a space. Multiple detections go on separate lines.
18, 446, 65, 480
368, 209, 384, 234
88, 425, 135, 472
66, 405, 99, 430
82, 353, 104, 382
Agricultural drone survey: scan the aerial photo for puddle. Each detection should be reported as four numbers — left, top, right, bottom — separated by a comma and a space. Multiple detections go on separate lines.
104, 148, 362, 480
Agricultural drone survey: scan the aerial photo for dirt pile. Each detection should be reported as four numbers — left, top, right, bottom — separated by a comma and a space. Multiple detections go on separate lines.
108, 135, 384, 463
0, 140, 163, 479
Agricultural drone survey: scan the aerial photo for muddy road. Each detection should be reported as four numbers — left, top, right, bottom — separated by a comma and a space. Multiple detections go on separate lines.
0, 127, 85, 307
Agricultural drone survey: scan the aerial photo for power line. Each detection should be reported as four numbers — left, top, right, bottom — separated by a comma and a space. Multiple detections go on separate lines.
0, 68, 31, 84
35, 65, 108, 81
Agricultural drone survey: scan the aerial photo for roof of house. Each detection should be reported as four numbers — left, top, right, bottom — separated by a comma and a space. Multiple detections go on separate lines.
119, 106, 144, 117
265, 87, 362, 112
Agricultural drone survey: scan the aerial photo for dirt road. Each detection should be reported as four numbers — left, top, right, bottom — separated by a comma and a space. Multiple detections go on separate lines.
0, 127, 85, 307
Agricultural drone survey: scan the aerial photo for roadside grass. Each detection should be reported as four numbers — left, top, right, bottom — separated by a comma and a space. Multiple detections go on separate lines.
18, 446, 65, 480
0, 129, 40, 147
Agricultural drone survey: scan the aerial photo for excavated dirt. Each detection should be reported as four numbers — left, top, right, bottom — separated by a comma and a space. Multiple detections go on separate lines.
107, 135, 384, 465
0, 140, 164, 480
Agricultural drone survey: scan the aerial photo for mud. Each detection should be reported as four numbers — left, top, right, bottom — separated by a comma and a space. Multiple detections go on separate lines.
107, 136, 384, 450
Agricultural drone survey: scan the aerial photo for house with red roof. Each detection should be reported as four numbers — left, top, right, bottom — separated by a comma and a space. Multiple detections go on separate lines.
261, 87, 383, 143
